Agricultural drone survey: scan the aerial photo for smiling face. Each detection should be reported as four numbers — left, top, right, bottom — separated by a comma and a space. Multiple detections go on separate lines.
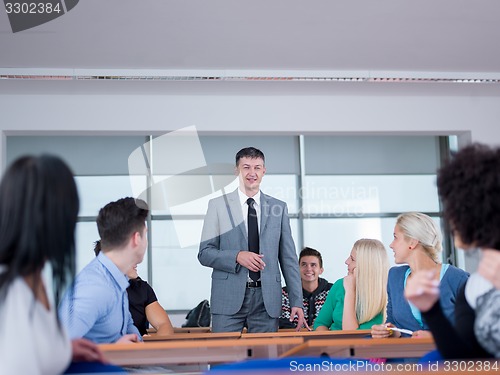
236, 156, 266, 196
390, 224, 413, 264
300, 255, 323, 283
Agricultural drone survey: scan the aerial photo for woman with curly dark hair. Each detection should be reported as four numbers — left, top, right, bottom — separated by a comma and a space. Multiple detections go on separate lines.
405, 143, 499, 359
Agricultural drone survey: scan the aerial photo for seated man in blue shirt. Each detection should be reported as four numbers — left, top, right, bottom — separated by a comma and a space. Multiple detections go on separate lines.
59, 197, 149, 344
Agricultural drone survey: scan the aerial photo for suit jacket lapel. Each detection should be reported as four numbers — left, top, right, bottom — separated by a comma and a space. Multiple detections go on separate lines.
260, 193, 270, 236
226, 189, 247, 241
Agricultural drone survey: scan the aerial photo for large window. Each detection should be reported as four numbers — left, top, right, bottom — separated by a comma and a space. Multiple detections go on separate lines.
301, 175, 440, 281
74, 176, 149, 277
300, 135, 442, 283
7, 134, 446, 312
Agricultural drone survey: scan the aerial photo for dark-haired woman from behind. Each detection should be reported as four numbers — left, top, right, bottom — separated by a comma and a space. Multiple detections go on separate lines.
0, 155, 110, 374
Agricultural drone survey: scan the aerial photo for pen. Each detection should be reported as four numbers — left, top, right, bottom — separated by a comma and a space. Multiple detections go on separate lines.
388, 327, 413, 335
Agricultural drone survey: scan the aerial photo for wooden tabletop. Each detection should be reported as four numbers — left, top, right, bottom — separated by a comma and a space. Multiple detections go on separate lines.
144, 328, 371, 342
242, 329, 371, 340
143, 331, 240, 341
100, 337, 304, 366
280, 337, 435, 359
173, 326, 211, 334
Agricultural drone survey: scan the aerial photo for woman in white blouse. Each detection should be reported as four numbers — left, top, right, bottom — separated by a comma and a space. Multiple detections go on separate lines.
0, 155, 105, 375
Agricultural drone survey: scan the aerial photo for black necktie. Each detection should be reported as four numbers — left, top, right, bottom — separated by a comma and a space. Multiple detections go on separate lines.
247, 197, 260, 281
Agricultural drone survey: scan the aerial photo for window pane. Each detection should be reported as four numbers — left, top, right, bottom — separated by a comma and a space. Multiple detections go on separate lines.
304, 136, 439, 174
150, 174, 297, 216
198, 135, 300, 174
303, 216, 444, 284
150, 175, 239, 216
75, 222, 149, 279
290, 219, 299, 252
75, 222, 99, 273
260, 175, 298, 214
302, 175, 439, 215
151, 220, 211, 311
75, 176, 147, 217
7, 136, 147, 175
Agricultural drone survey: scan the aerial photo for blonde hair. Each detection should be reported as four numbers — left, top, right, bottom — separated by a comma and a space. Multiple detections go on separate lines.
396, 212, 442, 263
354, 239, 390, 324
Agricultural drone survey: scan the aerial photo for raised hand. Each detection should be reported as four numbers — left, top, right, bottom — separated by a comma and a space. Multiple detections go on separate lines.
478, 249, 500, 289
404, 270, 440, 312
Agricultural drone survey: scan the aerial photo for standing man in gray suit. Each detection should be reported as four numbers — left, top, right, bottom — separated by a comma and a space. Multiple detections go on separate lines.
198, 147, 307, 333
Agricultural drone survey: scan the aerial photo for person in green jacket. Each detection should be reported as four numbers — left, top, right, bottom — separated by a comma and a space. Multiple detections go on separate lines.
314, 239, 389, 331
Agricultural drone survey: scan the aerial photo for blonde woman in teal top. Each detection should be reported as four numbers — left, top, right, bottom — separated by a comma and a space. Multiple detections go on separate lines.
314, 239, 390, 331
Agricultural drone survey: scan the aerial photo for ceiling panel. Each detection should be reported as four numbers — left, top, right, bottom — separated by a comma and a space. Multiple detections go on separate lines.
1, 0, 500, 73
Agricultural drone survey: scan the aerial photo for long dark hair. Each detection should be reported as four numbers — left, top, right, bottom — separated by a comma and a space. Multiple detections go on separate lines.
0, 155, 79, 305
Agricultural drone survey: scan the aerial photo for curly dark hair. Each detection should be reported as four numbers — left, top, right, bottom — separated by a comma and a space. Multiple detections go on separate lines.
437, 143, 500, 249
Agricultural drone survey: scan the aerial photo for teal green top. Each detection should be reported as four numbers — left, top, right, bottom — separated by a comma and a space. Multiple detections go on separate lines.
313, 278, 384, 331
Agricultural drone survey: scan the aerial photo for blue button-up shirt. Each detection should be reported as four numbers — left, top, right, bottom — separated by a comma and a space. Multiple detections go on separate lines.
58, 252, 141, 343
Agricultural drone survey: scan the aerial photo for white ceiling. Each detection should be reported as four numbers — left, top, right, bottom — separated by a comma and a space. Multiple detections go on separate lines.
1, 0, 500, 74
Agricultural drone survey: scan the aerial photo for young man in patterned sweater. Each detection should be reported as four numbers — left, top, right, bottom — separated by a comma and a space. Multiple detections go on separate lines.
280, 247, 333, 329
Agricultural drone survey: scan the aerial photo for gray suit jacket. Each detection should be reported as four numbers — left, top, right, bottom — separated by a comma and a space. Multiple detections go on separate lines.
198, 189, 303, 318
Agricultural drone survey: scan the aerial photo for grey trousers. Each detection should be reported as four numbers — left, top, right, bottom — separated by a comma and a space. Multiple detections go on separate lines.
211, 287, 278, 333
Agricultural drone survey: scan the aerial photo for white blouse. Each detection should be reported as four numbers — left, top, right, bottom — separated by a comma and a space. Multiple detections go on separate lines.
0, 277, 71, 375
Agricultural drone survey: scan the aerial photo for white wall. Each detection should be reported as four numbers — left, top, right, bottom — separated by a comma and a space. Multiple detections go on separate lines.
1, 81, 500, 167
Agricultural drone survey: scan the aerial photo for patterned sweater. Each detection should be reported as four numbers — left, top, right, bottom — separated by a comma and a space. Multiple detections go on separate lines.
279, 277, 333, 328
